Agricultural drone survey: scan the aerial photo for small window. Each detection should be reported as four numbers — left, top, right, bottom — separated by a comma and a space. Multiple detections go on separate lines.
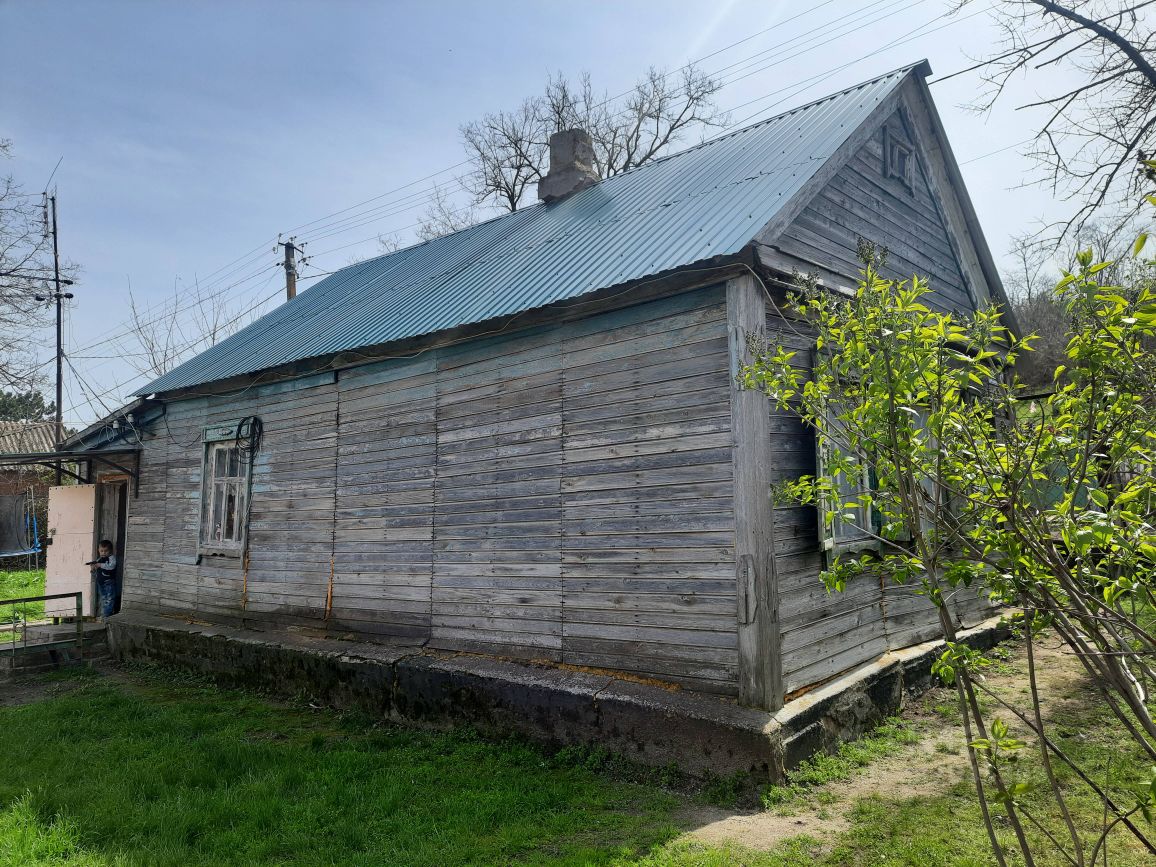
883, 127, 913, 192
200, 440, 250, 555
817, 429, 880, 555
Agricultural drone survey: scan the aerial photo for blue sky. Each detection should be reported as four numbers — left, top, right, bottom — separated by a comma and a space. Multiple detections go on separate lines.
1, 0, 1071, 426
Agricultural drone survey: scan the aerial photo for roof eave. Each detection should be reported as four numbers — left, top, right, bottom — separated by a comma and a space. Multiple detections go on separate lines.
143, 252, 754, 403
61, 397, 162, 452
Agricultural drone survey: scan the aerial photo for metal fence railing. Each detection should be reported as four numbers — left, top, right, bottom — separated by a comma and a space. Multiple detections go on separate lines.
1, 592, 84, 661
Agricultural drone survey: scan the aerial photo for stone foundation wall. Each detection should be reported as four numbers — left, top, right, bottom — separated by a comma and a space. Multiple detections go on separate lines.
107, 611, 1010, 782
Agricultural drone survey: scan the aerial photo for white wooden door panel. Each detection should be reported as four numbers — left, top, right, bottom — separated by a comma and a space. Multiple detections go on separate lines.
45, 485, 96, 617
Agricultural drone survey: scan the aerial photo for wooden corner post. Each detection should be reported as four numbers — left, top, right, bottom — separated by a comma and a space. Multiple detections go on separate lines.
726, 274, 784, 711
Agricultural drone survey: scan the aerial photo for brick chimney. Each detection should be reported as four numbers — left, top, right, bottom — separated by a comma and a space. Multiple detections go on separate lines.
537, 129, 599, 203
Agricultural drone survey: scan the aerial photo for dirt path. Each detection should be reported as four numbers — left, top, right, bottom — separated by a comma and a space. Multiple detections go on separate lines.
679, 637, 1087, 852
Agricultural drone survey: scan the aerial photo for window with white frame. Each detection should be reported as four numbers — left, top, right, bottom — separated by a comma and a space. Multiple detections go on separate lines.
817, 429, 879, 554
200, 433, 250, 555
816, 407, 946, 554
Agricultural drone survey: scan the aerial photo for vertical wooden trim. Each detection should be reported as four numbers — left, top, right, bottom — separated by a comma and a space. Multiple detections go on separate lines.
727, 274, 784, 711
325, 374, 341, 624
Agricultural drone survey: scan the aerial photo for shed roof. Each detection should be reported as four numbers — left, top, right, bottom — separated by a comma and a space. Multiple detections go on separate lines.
0, 421, 57, 455
141, 63, 923, 396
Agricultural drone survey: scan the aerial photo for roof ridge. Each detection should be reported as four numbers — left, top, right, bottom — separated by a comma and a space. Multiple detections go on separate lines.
626, 60, 926, 174
334, 61, 926, 275
139, 64, 923, 397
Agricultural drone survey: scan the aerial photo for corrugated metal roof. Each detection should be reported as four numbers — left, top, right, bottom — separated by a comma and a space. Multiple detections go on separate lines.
142, 64, 918, 395
0, 422, 57, 455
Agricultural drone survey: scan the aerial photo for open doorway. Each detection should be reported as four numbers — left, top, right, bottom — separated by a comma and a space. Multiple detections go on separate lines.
95, 477, 128, 616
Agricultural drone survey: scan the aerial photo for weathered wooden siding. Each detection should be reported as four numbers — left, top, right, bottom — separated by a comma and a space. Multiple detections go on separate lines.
121, 374, 342, 627
763, 302, 997, 693
759, 107, 1001, 693
773, 109, 979, 316
432, 331, 565, 660
246, 377, 339, 624
332, 358, 436, 641
122, 284, 740, 694
759, 312, 889, 694
559, 287, 737, 691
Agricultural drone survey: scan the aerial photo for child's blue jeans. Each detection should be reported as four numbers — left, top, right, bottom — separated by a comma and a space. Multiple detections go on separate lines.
96, 575, 117, 618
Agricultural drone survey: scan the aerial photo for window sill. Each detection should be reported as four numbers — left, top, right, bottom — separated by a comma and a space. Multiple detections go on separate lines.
827, 538, 883, 557
198, 547, 243, 560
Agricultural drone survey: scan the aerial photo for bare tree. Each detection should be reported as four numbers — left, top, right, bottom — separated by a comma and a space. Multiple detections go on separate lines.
1004, 216, 1143, 385
461, 66, 727, 212
956, 0, 1156, 242
371, 186, 486, 254
375, 233, 406, 255
1004, 231, 1053, 306
126, 278, 268, 378
0, 140, 57, 390
1005, 237, 1072, 386
415, 186, 482, 241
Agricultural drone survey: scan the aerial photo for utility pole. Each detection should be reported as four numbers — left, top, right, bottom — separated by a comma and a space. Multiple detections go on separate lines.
35, 194, 73, 485
280, 237, 298, 301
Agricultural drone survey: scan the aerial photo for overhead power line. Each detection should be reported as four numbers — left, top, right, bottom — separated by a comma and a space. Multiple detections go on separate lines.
725, 2, 994, 128
64, 1, 1013, 422
46, 261, 281, 367
61, 276, 284, 422
295, 3, 996, 263
290, 0, 928, 252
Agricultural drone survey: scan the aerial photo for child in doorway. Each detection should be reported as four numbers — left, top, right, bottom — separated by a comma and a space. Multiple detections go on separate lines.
85, 540, 118, 620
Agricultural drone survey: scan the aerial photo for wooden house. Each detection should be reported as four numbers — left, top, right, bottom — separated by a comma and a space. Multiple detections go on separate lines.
66, 63, 1008, 712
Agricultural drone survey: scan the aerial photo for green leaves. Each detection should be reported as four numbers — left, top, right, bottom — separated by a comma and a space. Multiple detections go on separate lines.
932, 642, 993, 686
1139, 766, 1156, 825
738, 232, 1156, 831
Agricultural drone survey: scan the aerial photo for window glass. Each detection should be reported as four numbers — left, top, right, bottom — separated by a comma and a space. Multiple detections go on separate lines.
200, 441, 250, 553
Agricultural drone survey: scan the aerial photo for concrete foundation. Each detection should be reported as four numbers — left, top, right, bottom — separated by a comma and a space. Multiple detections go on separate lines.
107, 611, 1009, 782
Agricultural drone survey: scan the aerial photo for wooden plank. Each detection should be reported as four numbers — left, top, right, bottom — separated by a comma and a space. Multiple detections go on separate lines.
126, 283, 752, 693
727, 273, 783, 711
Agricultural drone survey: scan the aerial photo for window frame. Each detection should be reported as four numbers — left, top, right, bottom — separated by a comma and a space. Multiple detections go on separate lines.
882, 126, 914, 193
816, 424, 882, 557
198, 422, 252, 558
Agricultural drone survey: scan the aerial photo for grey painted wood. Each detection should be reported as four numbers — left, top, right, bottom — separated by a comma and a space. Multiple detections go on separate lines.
755, 300, 893, 696
557, 286, 736, 686
771, 110, 976, 317
898, 76, 1011, 323
334, 355, 435, 640
120, 256, 986, 701
727, 273, 784, 711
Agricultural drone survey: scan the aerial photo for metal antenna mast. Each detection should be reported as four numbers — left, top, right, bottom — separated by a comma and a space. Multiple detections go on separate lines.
35, 193, 74, 485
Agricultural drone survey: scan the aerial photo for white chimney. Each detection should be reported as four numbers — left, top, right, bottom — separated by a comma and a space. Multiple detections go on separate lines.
537, 129, 599, 203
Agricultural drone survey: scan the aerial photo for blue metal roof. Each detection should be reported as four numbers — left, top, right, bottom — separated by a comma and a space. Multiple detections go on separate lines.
142, 64, 920, 395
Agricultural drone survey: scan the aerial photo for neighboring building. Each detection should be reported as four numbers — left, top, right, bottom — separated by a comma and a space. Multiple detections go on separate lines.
0, 421, 56, 493
65, 63, 1006, 711
0, 421, 56, 562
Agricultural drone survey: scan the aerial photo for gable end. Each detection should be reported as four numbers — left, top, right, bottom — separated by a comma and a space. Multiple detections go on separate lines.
763, 105, 979, 315
753, 75, 1010, 325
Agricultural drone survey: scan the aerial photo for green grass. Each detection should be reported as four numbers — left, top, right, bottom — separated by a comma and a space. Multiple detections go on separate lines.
0, 797, 115, 867
2, 646, 1153, 866
0, 669, 687, 866
761, 717, 920, 809
628, 836, 824, 866
0, 568, 46, 624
